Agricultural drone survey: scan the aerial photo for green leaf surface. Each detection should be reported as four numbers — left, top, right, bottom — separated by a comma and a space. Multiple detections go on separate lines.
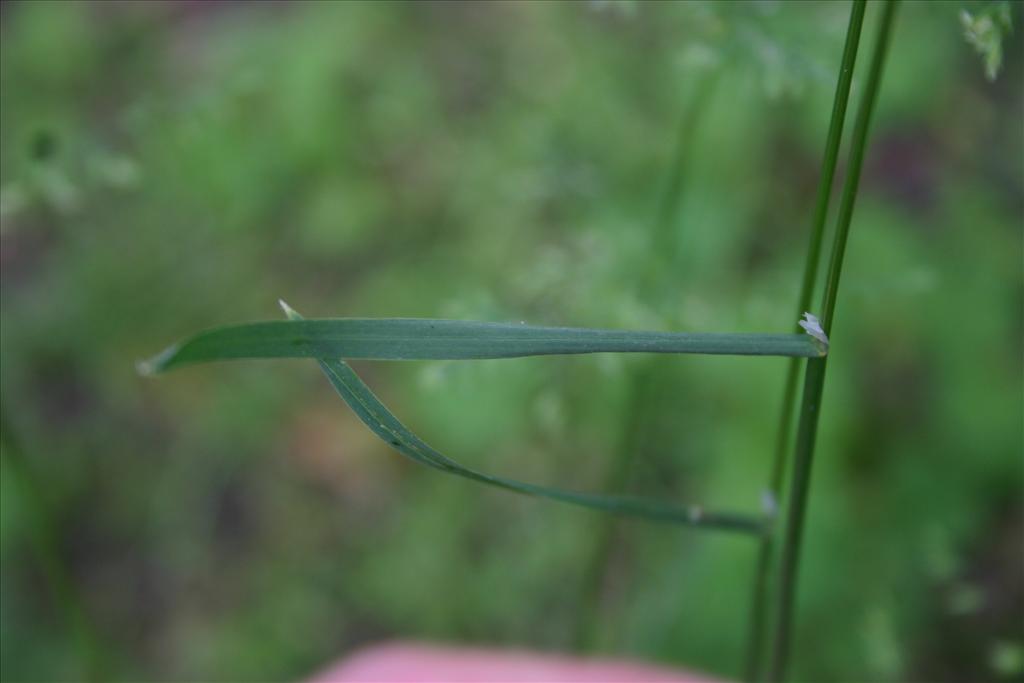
140, 313, 825, 374
279, 305, 766, 534
314, 355, 764, 532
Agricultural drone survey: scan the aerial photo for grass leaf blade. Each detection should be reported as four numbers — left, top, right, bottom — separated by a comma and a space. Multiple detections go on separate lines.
278, 305, 765, 534
141, 318, 826, 374
314, 356, 764, 533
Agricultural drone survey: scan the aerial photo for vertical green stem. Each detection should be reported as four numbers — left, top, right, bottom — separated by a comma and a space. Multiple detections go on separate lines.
766, 3, 899, 681
743, 2, 865, 680
816, 1, 897, 336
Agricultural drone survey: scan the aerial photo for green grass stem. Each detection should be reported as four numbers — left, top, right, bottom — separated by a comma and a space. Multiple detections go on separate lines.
766, 3, 899, 680
743, 2, 866, 679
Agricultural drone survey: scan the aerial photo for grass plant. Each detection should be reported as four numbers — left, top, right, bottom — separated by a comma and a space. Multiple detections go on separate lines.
142, 3, 901, 680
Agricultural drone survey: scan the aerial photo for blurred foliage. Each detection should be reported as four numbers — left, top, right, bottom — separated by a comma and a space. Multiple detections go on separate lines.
0, 1, 1021, 682
960, 1, 1014, 81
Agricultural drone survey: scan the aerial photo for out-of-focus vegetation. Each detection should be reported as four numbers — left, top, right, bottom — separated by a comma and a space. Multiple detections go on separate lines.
0, 1, 1021, 681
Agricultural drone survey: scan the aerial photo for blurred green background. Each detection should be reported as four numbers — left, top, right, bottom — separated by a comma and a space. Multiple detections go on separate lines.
1, 1, 1021, 681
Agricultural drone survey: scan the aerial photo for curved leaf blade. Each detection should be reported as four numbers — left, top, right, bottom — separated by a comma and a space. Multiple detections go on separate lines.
316, 356, 764, 533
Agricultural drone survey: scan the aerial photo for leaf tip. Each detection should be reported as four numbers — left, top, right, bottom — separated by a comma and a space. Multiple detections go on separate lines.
278, 299, 301, 321
136, 344, 179, 377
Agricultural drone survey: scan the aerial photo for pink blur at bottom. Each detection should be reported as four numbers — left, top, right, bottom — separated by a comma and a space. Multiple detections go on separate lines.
308, 642, 722, 683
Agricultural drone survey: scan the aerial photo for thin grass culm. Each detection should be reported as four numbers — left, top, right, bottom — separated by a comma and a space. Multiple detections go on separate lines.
766, 2, 900, 681
743, 2, 866, 680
